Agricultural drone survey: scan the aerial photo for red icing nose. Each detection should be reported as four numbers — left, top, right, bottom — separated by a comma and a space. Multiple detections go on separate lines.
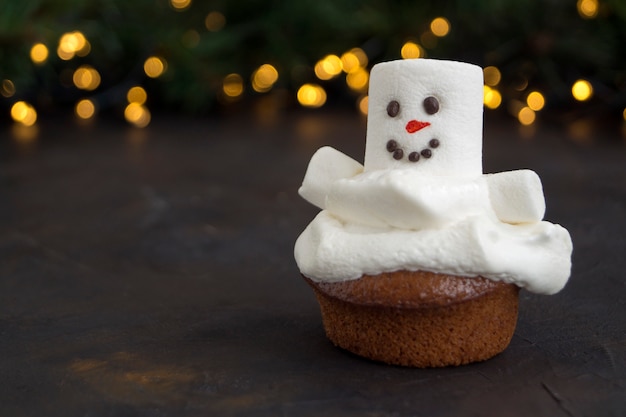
406, 120, 431, 133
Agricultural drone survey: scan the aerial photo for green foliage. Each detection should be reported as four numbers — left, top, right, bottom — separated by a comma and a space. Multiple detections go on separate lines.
0, 0, 624, 117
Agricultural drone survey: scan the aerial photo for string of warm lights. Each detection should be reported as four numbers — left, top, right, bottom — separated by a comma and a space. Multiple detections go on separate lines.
1, 0, 624, 132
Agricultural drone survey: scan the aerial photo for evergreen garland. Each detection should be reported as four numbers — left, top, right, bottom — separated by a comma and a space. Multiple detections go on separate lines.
1, 0, 625, 122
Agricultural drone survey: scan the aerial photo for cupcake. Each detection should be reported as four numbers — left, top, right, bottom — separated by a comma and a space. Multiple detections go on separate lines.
294, 59, 573, 367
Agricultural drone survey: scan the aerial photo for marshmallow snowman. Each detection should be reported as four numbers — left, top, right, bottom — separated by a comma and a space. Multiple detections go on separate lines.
300, 58, 546, 228
364, 59, 483, 176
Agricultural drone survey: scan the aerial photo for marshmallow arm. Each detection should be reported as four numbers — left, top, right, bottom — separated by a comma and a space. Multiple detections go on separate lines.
298, 146, 363, 209
485, 170, 546, 224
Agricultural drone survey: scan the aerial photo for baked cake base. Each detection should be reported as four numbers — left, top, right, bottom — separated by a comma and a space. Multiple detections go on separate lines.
305, 271, 520, 367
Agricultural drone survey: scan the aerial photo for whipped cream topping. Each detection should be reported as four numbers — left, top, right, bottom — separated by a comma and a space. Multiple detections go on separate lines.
295, 151, 573, 295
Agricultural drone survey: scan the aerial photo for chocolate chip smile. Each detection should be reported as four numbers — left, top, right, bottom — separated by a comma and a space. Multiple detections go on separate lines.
386, 138, 440, 163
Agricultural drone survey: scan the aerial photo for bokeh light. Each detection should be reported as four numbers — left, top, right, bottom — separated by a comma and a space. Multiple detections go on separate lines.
170, 0, 191, 11
314, 55, 343, 80
73, 65, 101, 91
358, 95, 368, 115
297, 84, 327, 108
205, 11, 226, 31
75, 99, 96, 119
11, 101, 37, 127
76, 41, 91, 57
571, 79, 593, 101
124, 103, 151, 128
222, 73, 244, 98
252, 64, 279, 93
1, 79, 15, 98
483, 66, 501, 87
58, 31, 89, 60
518, 107, 536, 126
340, 48, 368, 73
483, 86, 502, 109
430, 17, 450, 37
577, 0, 599, 18
144, 56, 166, 78
623, 108, 626, 121
127, 86, 147, 105
401, 41, 422, 59
30, 43, 49, 65
57, 45, 73, 60
526, 91, 545, 111
346, 67, 369, 92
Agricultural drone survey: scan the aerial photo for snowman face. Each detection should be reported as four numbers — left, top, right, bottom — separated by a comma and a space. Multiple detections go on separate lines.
364, 59, 485, 177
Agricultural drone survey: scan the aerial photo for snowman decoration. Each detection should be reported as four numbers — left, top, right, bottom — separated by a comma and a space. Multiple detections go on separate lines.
296, 59, 572, 294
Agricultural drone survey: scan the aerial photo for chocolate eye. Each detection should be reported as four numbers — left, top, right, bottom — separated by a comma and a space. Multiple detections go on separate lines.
423, 96, 439, 115
387, 100, 400, 117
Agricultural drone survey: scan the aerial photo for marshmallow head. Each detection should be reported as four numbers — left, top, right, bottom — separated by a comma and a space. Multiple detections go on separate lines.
364, 59, 484, 176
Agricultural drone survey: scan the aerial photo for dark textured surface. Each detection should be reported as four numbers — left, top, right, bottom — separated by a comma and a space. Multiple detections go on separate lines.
1, 111, 625, 416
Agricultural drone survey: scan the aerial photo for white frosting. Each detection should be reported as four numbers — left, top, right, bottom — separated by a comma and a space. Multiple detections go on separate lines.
294, 59, 573, 295
326, 169, 494, 230
295, 173, 573, 294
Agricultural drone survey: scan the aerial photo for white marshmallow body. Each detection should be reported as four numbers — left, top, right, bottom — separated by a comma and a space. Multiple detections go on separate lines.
299, 146, 363, 209
365, 59, 484, 176
486, 170, 546, 223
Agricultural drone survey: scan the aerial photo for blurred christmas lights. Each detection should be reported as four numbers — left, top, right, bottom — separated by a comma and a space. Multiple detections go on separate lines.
483, 66, 501, 87
483, 86, 502, 110
341, 48, 368, 73
2, 3, 623, 130
315, 55, 343, 80
170, 0, 191, 11
75, 99, 96, 120
577, 0, 599, 18
1, 79, 15, 98
125, 103, 151, 127
73, 65, 101, 91
401, 41, 423, 59
11, 101, 37, 126
517, 107, 536, 126
430, 17, 450, 37
144, 56, 166, 78
222, 73, 244, 98
572, 79, 593, 101
252, 64, 279, 93
346, 67, 369, 92
30, 43, 49, 65
297, 84, 326, 108
526, 91, 545, 111
358, 96, 368, 115
127, 86, 148, 105
57, 31, 90, 60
